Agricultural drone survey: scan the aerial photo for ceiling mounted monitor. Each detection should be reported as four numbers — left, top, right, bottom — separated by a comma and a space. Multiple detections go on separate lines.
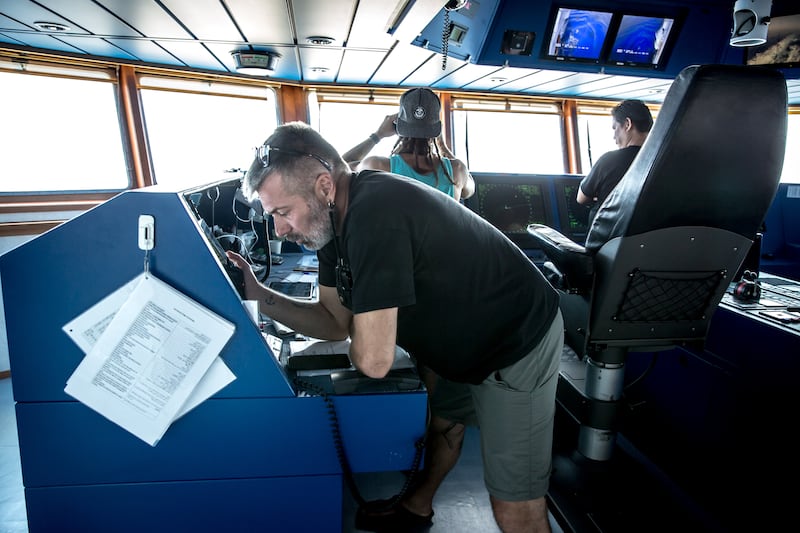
606, 14, 678, 69
542, 6, 614, 63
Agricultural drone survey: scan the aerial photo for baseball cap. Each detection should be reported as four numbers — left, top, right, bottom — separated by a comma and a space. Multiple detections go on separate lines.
396, 88, 441, 138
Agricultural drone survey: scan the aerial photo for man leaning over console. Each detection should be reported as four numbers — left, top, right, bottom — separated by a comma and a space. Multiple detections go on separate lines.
226, 121, 563, 533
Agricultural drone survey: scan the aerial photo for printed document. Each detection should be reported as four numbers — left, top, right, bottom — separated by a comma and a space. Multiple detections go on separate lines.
63, 274, 236, 420
64, 273, 235, 446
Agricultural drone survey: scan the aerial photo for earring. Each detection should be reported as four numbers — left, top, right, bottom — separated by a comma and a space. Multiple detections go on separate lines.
328, 200, 335, 210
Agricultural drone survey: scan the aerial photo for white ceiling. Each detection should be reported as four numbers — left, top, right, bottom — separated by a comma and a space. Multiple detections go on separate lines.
0, 0, 798, 104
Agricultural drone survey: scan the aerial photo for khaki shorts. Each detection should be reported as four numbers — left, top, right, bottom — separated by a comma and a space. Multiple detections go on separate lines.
428, 310, 563, 501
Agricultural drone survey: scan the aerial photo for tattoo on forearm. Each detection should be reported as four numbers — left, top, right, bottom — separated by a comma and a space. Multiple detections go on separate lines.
262, 293, 312, 310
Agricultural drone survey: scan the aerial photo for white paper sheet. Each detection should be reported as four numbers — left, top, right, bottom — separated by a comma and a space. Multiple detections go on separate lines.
64, 273, 236, 446
293, 254, 319, 272
63, 273, 236, 421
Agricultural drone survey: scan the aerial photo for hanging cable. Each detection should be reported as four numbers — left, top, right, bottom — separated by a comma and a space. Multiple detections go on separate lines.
292, 377, 427, 511
464, 111, 471, 169
586, 121, 594, 168
441, 10, 451, 70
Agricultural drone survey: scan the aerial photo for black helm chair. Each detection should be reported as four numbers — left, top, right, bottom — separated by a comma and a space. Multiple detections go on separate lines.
527, 64, 787, 461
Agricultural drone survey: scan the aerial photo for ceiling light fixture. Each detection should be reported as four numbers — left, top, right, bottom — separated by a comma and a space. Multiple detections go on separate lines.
231, 50, 281, 76
306, 36, 334, 45
33, 21, 70, 32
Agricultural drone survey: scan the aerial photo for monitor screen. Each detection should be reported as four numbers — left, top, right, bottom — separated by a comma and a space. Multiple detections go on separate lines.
467, 174, 554, 251
544, 7, 614, 62
183, 178, 270, 295
746, 14, 800, 69
553, 176, 592, 244
193, 178, 262, 234
606, 14, 676, 67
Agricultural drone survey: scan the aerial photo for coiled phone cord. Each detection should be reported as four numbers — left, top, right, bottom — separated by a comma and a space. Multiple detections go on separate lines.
293, 377, 427, 511
441, 10, 451, 70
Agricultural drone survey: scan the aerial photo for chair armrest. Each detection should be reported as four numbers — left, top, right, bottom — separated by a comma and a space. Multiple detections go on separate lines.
527, 224, 594, 292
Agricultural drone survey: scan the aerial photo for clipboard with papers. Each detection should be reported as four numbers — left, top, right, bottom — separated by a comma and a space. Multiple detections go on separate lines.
63, 272, 236, 446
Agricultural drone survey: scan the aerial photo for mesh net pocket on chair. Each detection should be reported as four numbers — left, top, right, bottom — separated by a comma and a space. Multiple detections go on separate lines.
615, 269, 725, 322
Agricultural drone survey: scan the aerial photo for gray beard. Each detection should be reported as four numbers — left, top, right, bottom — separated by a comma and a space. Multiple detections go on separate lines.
286, 197, 334, 251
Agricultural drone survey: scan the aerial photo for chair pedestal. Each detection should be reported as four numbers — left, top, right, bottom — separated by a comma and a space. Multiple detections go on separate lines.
558, 348, 627, 462
580, 357, 625, 461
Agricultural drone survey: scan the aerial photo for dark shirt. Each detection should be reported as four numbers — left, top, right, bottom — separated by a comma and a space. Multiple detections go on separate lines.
318, 170, 559, 384
579, 145, 641, 223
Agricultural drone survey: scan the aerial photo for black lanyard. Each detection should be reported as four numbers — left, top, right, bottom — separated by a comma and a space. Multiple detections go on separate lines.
329, 206, 353, 307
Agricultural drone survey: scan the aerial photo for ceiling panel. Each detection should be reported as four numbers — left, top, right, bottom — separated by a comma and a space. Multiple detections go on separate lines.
337, 49, 386, 84
402, 52, 465, 87
0, 31, 25, 48
159, 0, 243, 42
106, 38, 184, 66
530, 73, 617, 95
0, 31, 84, 56
550, 75, 618, 97
464, 67, 566, 92
0, 0, 797, 105
225, 0, 294, 45
204, 41, 243, 73
369, 43, 437, 86
432, 62, 505, 90
57, 35, 140, 61
617, 86, 674, 102
567, 74, 650, 98
299, 47, 344, 83
153, 40, 226, 70
347, 0, 400, 49
493, 70, 567, 92
292, 0, 354, 48
38, 0, 152, 38
0, 1, 87, 34
582, 78, 674, 101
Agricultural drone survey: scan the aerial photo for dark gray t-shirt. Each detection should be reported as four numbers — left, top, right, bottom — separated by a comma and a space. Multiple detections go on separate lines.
580, 145, 641, 223
318, 170, 558, 384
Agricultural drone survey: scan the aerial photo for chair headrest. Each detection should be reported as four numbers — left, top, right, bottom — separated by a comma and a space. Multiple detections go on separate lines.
586, 64, 788, 253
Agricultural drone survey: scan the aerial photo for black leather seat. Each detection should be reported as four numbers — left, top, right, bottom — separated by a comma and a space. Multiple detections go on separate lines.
528, 64, 787, 460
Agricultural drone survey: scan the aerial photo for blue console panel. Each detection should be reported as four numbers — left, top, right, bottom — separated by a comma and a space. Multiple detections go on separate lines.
0, 185, 428, 531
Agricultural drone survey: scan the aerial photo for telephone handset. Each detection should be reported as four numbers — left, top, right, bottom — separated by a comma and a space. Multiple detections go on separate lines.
441, 0, 467, 69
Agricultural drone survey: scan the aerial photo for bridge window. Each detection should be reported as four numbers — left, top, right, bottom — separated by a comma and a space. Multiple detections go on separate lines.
576, 104, 621, 172
781, 112, 800, 184
451, 98, 564, 174
309, 89, 401, 156
575, 103, 659, 174
0, 60, 127, 192
139, 77, 278, 190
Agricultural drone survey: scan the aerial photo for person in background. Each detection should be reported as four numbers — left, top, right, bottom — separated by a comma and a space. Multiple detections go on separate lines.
342, 87, 475, 202
577, 99, 654, 223
227, 121, 563, 533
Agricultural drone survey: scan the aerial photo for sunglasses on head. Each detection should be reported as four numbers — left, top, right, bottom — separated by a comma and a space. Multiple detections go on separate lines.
255, 144, 332, 171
